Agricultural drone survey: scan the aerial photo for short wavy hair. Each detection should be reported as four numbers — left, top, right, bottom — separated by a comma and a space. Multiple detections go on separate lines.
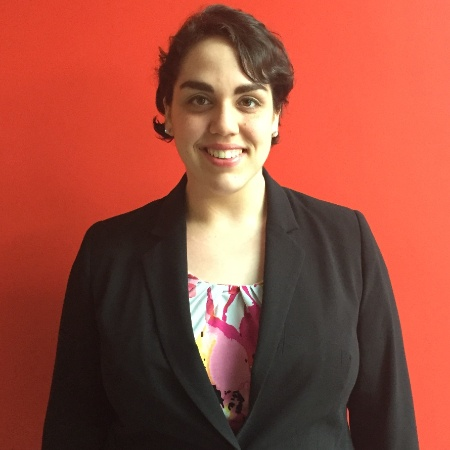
153, 4, 294, 145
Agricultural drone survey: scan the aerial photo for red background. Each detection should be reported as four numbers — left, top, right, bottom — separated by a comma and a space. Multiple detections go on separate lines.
1, 1, 449, 448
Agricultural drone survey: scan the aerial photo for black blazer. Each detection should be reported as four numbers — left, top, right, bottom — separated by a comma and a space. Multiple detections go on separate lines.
43, 171, 418, 449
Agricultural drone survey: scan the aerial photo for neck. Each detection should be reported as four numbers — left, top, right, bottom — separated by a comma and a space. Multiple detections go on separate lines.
185, 171, 266, 226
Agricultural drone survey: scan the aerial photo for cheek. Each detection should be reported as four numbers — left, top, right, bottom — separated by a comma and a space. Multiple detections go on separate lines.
174, 115, 205, 139
243, 116, 275, 143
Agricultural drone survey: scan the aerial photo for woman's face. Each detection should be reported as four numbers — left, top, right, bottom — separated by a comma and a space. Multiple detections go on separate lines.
164, 37, 280, 197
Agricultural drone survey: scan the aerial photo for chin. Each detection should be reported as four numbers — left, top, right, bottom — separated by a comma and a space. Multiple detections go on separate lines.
212, 171, 263, 196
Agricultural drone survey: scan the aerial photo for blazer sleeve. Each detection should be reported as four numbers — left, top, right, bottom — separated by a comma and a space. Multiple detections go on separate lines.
347, 212, 419, 449
42, 226, 114, 449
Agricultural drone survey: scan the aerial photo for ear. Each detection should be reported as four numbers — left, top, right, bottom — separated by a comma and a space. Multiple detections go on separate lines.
271, 110, 280, 137
163, 99, 173, 136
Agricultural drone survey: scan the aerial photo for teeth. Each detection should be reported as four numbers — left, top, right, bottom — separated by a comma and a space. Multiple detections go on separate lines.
206, 148, 243, 159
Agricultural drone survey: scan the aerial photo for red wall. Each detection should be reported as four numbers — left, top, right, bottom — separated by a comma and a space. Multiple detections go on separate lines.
1, 1, 449, 448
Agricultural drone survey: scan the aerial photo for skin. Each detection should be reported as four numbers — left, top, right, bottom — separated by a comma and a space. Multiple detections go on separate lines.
164, 37, 280, 285
164, 36, 280, 203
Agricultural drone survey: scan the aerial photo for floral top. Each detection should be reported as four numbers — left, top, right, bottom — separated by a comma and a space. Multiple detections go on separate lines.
188, 274, 263, 433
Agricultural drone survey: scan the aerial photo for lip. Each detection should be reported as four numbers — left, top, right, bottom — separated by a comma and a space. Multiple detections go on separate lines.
200, 143, 245, 167
201, 143, 245, 151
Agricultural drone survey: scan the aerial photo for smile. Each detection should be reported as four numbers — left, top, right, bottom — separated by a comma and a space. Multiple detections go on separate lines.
205, 148, 243, 159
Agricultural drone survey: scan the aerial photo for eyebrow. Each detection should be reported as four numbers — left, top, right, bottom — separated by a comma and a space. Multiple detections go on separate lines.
179, 80, 268, 94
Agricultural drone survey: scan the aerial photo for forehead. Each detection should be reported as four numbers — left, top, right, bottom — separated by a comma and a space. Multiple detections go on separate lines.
175, 37, 252, 86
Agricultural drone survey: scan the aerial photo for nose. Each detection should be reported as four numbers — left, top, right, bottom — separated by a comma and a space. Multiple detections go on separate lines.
209, 102, 239, 136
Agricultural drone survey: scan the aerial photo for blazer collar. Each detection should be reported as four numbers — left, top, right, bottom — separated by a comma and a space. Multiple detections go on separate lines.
238, 170, 305, 440
142, 170, 305, 446
142, 176, 239, 448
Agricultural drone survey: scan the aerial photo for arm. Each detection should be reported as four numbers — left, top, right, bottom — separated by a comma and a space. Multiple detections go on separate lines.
348, 212, 419, 449
42, 226, 114, 449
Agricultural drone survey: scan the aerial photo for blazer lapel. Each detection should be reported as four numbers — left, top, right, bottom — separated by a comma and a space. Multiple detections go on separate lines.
141, 171, 304, 446
141, 177, 239, 448
247, 170, 305, 412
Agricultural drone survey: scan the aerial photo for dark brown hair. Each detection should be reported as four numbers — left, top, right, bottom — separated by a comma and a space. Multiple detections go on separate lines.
153, 4, 294, 144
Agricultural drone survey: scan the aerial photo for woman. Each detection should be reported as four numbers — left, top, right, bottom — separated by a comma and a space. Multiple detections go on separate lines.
43, 4, 419, 449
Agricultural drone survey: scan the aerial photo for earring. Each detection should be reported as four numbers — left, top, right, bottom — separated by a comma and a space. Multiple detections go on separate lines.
272, 130, 278, 137
165, 129, 172, 136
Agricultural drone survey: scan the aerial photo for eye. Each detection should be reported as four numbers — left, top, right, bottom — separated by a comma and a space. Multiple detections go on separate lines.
239, 97, 261, 109
188, 95, 212, 107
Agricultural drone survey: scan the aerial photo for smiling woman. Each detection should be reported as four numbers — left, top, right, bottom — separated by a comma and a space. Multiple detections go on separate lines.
42, 4, 419, 450
164, 37, 279, 202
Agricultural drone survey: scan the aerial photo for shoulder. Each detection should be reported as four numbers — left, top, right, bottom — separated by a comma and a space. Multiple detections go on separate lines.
282, 186, 357, 222
89, 197, 164, 236
268, 177, 383, 263
264, 170, 372, 249
275, 180, 365, 236
264, 169, 358, 226
281, 185, 382, 265
81, 186, 182, 265
84, 176, 187, 251
84, 197, 164, 247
